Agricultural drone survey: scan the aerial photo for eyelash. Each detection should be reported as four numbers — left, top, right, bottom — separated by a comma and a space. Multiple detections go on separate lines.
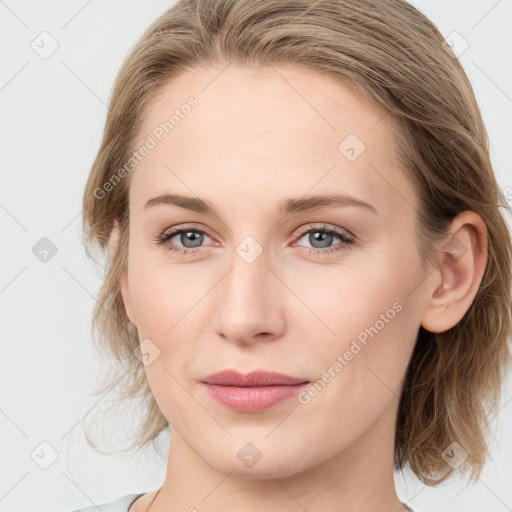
153, 224, 355, 257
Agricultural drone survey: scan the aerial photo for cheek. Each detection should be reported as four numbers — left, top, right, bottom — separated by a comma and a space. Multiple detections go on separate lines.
295, 263, 419, 447
127, 256, 214, 385
296, 243, 420, 384
128, 259, 205, 421
127, 250, 210, 333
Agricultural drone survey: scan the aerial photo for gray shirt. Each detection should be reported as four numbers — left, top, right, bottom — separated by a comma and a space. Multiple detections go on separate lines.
70, 493, 418, 512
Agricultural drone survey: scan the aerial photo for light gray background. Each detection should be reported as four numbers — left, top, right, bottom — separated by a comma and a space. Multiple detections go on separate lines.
1, 1, 511, 511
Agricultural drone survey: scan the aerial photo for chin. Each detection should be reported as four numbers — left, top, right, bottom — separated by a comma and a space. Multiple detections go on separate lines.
203, 445, 308, 480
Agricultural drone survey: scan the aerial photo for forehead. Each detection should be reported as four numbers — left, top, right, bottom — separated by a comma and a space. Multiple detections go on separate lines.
129, 63, 417, 219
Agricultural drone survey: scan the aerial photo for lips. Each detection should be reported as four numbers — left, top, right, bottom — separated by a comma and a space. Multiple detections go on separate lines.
200, 369, 310, 412
200, 369, 309, 386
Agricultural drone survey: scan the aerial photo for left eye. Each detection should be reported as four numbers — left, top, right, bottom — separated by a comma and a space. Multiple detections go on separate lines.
293, 225, 355, 255
153, 224, 355, 256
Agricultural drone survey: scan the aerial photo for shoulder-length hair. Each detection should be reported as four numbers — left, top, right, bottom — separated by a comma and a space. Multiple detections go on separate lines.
81, 0, 512, 486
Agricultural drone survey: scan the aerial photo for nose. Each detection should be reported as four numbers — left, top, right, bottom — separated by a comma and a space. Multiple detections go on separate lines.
213, 246, 286, 346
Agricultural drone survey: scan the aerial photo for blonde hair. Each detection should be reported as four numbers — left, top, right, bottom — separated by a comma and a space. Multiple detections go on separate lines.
81, 0, 512, 486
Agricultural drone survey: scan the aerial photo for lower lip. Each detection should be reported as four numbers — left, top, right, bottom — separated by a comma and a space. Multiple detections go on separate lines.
201, 382, 309, 412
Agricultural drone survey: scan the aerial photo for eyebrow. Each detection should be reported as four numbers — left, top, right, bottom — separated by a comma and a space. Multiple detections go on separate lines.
143, 193, 377, 215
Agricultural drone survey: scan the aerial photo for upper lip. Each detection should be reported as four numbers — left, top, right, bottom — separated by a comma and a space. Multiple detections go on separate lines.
201, 369, 309, 386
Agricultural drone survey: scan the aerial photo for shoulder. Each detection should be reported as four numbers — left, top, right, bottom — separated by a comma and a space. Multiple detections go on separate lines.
70, 493, 144, 512
402, 503, 422, 512
401, 501, 420, 512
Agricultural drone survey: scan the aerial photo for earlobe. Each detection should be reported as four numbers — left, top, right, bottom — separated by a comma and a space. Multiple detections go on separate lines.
420, 211, 487, 333
109, 219, 138, 329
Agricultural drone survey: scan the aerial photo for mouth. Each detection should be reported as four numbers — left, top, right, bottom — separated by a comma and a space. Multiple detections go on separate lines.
200, 369, 310, 412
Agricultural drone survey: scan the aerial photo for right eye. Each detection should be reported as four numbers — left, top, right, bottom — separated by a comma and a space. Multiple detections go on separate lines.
153, 225, 214, 255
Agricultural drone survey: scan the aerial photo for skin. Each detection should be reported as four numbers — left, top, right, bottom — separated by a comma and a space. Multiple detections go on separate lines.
108, 62, 487, 512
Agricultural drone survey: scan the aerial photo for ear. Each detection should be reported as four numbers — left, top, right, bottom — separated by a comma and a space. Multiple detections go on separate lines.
420, 211, 488, 333
109, 219, 137, 328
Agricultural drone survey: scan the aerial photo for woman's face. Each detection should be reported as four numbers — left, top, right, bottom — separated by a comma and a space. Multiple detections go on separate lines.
119, 63, 428, 477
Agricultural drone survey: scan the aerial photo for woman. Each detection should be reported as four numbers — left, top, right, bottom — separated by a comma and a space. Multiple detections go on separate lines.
71, 0, 512, 511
